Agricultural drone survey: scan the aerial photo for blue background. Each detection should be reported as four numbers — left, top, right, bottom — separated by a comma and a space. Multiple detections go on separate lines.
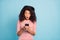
0, 0, 60, 40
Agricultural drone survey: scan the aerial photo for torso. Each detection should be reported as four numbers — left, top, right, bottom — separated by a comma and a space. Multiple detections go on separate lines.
19, 20, 34, 40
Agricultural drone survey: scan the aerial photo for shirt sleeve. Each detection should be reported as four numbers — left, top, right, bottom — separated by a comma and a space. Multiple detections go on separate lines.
33, 22, 36, 33
16, 20, 21, 33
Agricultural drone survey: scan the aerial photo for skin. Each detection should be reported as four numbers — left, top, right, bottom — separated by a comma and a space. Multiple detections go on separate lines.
17, 10, 35, 36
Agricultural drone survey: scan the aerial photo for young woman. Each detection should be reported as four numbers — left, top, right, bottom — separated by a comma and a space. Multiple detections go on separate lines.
16, 5, 37, 40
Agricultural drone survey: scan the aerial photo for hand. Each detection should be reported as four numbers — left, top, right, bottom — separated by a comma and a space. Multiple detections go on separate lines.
21, 27, 25, 31
25, 26, 30, 31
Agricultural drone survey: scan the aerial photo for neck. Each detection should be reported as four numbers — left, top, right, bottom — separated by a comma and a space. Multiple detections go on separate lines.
25, 18, 29, 20
26, 19, 29, 20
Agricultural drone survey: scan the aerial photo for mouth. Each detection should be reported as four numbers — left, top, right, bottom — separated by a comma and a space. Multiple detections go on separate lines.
27, 17, 28, 18
26, 17, 29, 19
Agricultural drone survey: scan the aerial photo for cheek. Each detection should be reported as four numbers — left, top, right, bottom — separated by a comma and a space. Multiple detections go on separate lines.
24, 14, 27, 17
28, 14, 31, 17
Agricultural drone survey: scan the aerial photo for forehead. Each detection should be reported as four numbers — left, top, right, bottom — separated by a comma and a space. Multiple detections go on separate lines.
25, 10, 30, 13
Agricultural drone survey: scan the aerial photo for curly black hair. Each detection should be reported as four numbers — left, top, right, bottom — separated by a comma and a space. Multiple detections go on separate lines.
19, 5, 36, 23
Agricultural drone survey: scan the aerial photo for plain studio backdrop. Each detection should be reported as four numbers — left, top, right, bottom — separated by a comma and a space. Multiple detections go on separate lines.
0, 0, 60, 40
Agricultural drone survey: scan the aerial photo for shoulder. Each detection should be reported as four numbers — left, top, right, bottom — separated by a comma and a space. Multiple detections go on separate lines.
17, 20, 21, 24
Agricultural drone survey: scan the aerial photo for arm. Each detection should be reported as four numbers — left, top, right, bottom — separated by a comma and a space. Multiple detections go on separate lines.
17, 27, 25, 36
16, 20, 25, 36
26, 27, 35, 36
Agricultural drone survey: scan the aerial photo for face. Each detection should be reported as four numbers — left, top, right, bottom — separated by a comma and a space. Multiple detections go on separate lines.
24, 10, 31, 20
